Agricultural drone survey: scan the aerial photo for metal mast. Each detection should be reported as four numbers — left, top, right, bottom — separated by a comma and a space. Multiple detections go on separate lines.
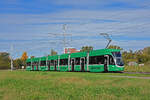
47, 24, 72, 53
10, 44, 13, 71
63, 24, 67, 52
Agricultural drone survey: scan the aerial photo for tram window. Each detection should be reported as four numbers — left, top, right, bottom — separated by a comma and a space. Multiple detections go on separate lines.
80, 57, 87, 64
59, 59, 62, 65
31, 62, 34, 66
33, 62, 39, 66
33, 62, 35, 65
89, 56, 104, 64
85, 57, 87, 64
60, 59, 68, 65
27, 62, 31, 66
55, 60, 58, 65
75, 58, 80, 65
59, 59, 63, 65
41, 61, 46, 66
47, 61, 50, 66
37, 62, 39, 66
50, 60, 54, 66
64, 59, 68, 65
89, 57, 94, 64
70, 59, 75, 64
109, 55, 115, 65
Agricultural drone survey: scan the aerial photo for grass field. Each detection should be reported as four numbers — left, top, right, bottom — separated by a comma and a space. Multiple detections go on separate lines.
0, 70, 150, 100
125, 65, 150, 72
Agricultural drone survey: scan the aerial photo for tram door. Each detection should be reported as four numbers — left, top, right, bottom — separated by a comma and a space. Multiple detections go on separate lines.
54, 60, 57, 71
36, 62, 38, 71
32, 64, 34, 71
104, 55, 109, 72
81, 58, 85, 72
48, 61, 50, 71
71, 59, 75, 71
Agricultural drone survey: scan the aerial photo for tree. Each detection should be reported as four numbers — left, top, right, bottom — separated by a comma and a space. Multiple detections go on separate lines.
31, 56, 35, 58
143, 47, 150, 55
80, 46, 93, 52
21, 52, 28, 61
21, 52, 28, 67
50, 49, 57, 56
121, 47, 150, 65
14, 58, 23, 69
0, 52, 10, 69
108, 45, 123, 50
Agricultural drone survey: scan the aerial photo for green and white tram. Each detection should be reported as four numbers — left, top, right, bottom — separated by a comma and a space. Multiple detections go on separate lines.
26, 49, 124, 72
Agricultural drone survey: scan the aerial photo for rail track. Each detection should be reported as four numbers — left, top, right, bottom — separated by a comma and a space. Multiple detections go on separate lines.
107, 71, 150, 74
123, 71, 150, 74
107, 71, 150, 79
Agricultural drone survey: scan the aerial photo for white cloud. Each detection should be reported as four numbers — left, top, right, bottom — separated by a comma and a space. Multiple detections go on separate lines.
0, 3, 150, 58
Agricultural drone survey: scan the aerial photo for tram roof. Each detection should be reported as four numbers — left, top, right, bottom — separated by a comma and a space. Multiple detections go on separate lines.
47, 55, 58, 60
89, 49, 120, 56
26, 49, 120, 62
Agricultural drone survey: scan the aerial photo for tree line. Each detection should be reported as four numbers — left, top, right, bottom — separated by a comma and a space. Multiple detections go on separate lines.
0, 45, 150, 69
0, 49, 58, 69
0, 52, 28, 69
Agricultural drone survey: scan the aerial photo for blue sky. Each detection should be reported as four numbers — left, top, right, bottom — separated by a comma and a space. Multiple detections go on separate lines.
0, 0, 150, 58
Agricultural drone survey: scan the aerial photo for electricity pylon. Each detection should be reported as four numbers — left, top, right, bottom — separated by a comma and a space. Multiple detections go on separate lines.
47, 24, 72, 53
